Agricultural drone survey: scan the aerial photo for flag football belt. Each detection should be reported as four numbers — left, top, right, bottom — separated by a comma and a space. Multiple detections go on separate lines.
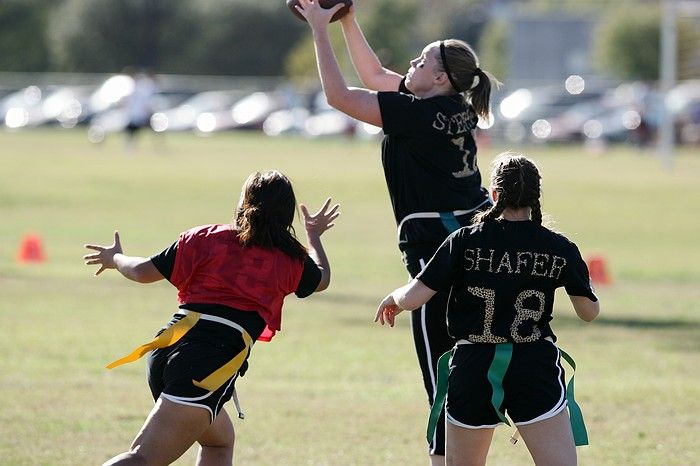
106, 310, 253, 393
427, 341, 589, 447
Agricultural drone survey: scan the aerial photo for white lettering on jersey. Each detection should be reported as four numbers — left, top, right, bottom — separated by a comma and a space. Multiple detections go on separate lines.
463, 248, 567, 279
450, 136, 477, 178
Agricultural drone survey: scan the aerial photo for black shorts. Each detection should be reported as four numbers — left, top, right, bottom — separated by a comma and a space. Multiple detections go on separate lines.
446, 339, 567, 428
147, 312, 252, 422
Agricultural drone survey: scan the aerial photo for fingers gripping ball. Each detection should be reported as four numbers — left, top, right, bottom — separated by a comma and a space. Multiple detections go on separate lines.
287, 0, 353, 23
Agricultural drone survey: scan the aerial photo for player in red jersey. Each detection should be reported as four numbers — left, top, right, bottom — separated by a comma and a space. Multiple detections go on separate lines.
84, 170, 339, 466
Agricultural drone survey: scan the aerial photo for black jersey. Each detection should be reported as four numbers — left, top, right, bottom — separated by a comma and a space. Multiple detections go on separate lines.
377, 79, 489, 248
417, 219, 597, 343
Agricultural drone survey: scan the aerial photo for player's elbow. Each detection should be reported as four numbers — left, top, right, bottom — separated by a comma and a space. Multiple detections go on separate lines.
325, 93, 342, 110
129, 260, 164, 284
325, 88, 352, 112
362, 70, 391, 91
315, 269, 331, 292
570, 295, 600, 322
358, 73, 381, 90
577, 301, 600, 322
578, 311, 598, 322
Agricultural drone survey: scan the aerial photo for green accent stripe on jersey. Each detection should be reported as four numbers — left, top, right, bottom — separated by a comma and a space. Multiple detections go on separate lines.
439, 212, 461, 233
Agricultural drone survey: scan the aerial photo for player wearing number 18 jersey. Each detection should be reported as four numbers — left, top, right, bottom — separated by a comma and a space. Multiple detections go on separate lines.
375, 153, 600, 466
420, 214, 596, 345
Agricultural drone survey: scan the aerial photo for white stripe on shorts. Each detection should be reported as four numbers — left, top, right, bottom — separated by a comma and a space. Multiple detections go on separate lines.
160, 394, 214, 421
514, 341, 567, 426
415, 257, 439, 452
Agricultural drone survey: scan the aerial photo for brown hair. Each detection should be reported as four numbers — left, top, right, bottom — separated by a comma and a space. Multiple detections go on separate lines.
234, 170, 306, 259
437, 39, 501, 120
472, 153, 543, 226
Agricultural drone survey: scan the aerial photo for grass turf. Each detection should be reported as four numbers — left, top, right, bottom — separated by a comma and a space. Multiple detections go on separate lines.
1, 129, 698, 465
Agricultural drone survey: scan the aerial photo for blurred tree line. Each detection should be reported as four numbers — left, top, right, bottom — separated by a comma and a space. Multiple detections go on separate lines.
0, 0, 697, 81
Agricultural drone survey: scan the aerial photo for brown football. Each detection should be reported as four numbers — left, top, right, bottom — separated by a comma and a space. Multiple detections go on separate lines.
286, 0, 353, 23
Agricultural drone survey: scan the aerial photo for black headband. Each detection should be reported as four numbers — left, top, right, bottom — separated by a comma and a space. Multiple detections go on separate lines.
440, 41, 462, 93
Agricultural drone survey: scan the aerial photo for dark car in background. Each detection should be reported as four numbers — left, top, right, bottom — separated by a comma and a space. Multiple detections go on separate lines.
494, 84, 605, 143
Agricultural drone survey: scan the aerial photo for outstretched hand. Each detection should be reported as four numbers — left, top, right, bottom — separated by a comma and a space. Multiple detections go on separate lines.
84, 231, 123, 276
295, 0, 346, 29
375, 294, 403, 327
300, 198, 340, 237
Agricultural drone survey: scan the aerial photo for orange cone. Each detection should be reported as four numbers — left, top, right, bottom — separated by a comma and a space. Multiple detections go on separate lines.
586, 255, 611, 286
17, 233, 46, 263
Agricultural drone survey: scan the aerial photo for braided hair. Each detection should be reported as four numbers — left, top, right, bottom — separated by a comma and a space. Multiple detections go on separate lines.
234, 170, 307, 260
472, 153, 543, 226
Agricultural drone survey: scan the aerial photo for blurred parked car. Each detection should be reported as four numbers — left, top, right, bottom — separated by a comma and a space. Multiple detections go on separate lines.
1, 86, 46, 129
546, 85, 656, 144
546, 99, 608, 142
149, 89, 246, 133
86, 74, 135, 118
262, 92, 382, 139
495, 84, 605, 142
0, 87, 20, 103
195, 91, 288, 134
667, 80, 700, 144
1, 85, 100, 129
88, 90, 195, 142
41, 85, 96, 128
262, 106, 310, 136
578, 83, 661, 145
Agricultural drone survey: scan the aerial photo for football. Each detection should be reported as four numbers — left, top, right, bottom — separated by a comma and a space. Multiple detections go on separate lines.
286, 0, 353, 23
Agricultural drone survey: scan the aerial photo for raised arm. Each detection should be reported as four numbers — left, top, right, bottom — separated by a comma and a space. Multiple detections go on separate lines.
300, 198, 340, 292
375, 278, 437, 327
569, 295, 600, 322
296, 0, 383, 127
84, 231, 164, 283
339, 6, 403, 91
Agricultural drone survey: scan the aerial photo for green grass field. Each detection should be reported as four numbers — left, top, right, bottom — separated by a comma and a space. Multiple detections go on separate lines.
1, 129, 699, 465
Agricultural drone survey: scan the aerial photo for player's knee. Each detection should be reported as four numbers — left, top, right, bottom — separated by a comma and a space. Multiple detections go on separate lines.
102, 448, 151, 466
198, 430, 234, 465
201, 434, 234, 450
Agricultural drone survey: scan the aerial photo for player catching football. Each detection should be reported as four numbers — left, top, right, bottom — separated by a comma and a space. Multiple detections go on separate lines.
295, 1, 499, 462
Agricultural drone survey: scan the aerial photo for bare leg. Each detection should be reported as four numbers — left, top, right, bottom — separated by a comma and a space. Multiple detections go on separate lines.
445, 422, 494, 466
103, 397, 211, 466
517, 410, 576, 466
195, 408, 235, 466
429, 454, 445, 466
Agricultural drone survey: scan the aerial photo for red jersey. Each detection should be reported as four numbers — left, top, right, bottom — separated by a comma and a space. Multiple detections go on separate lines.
170, 224, 304, 331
